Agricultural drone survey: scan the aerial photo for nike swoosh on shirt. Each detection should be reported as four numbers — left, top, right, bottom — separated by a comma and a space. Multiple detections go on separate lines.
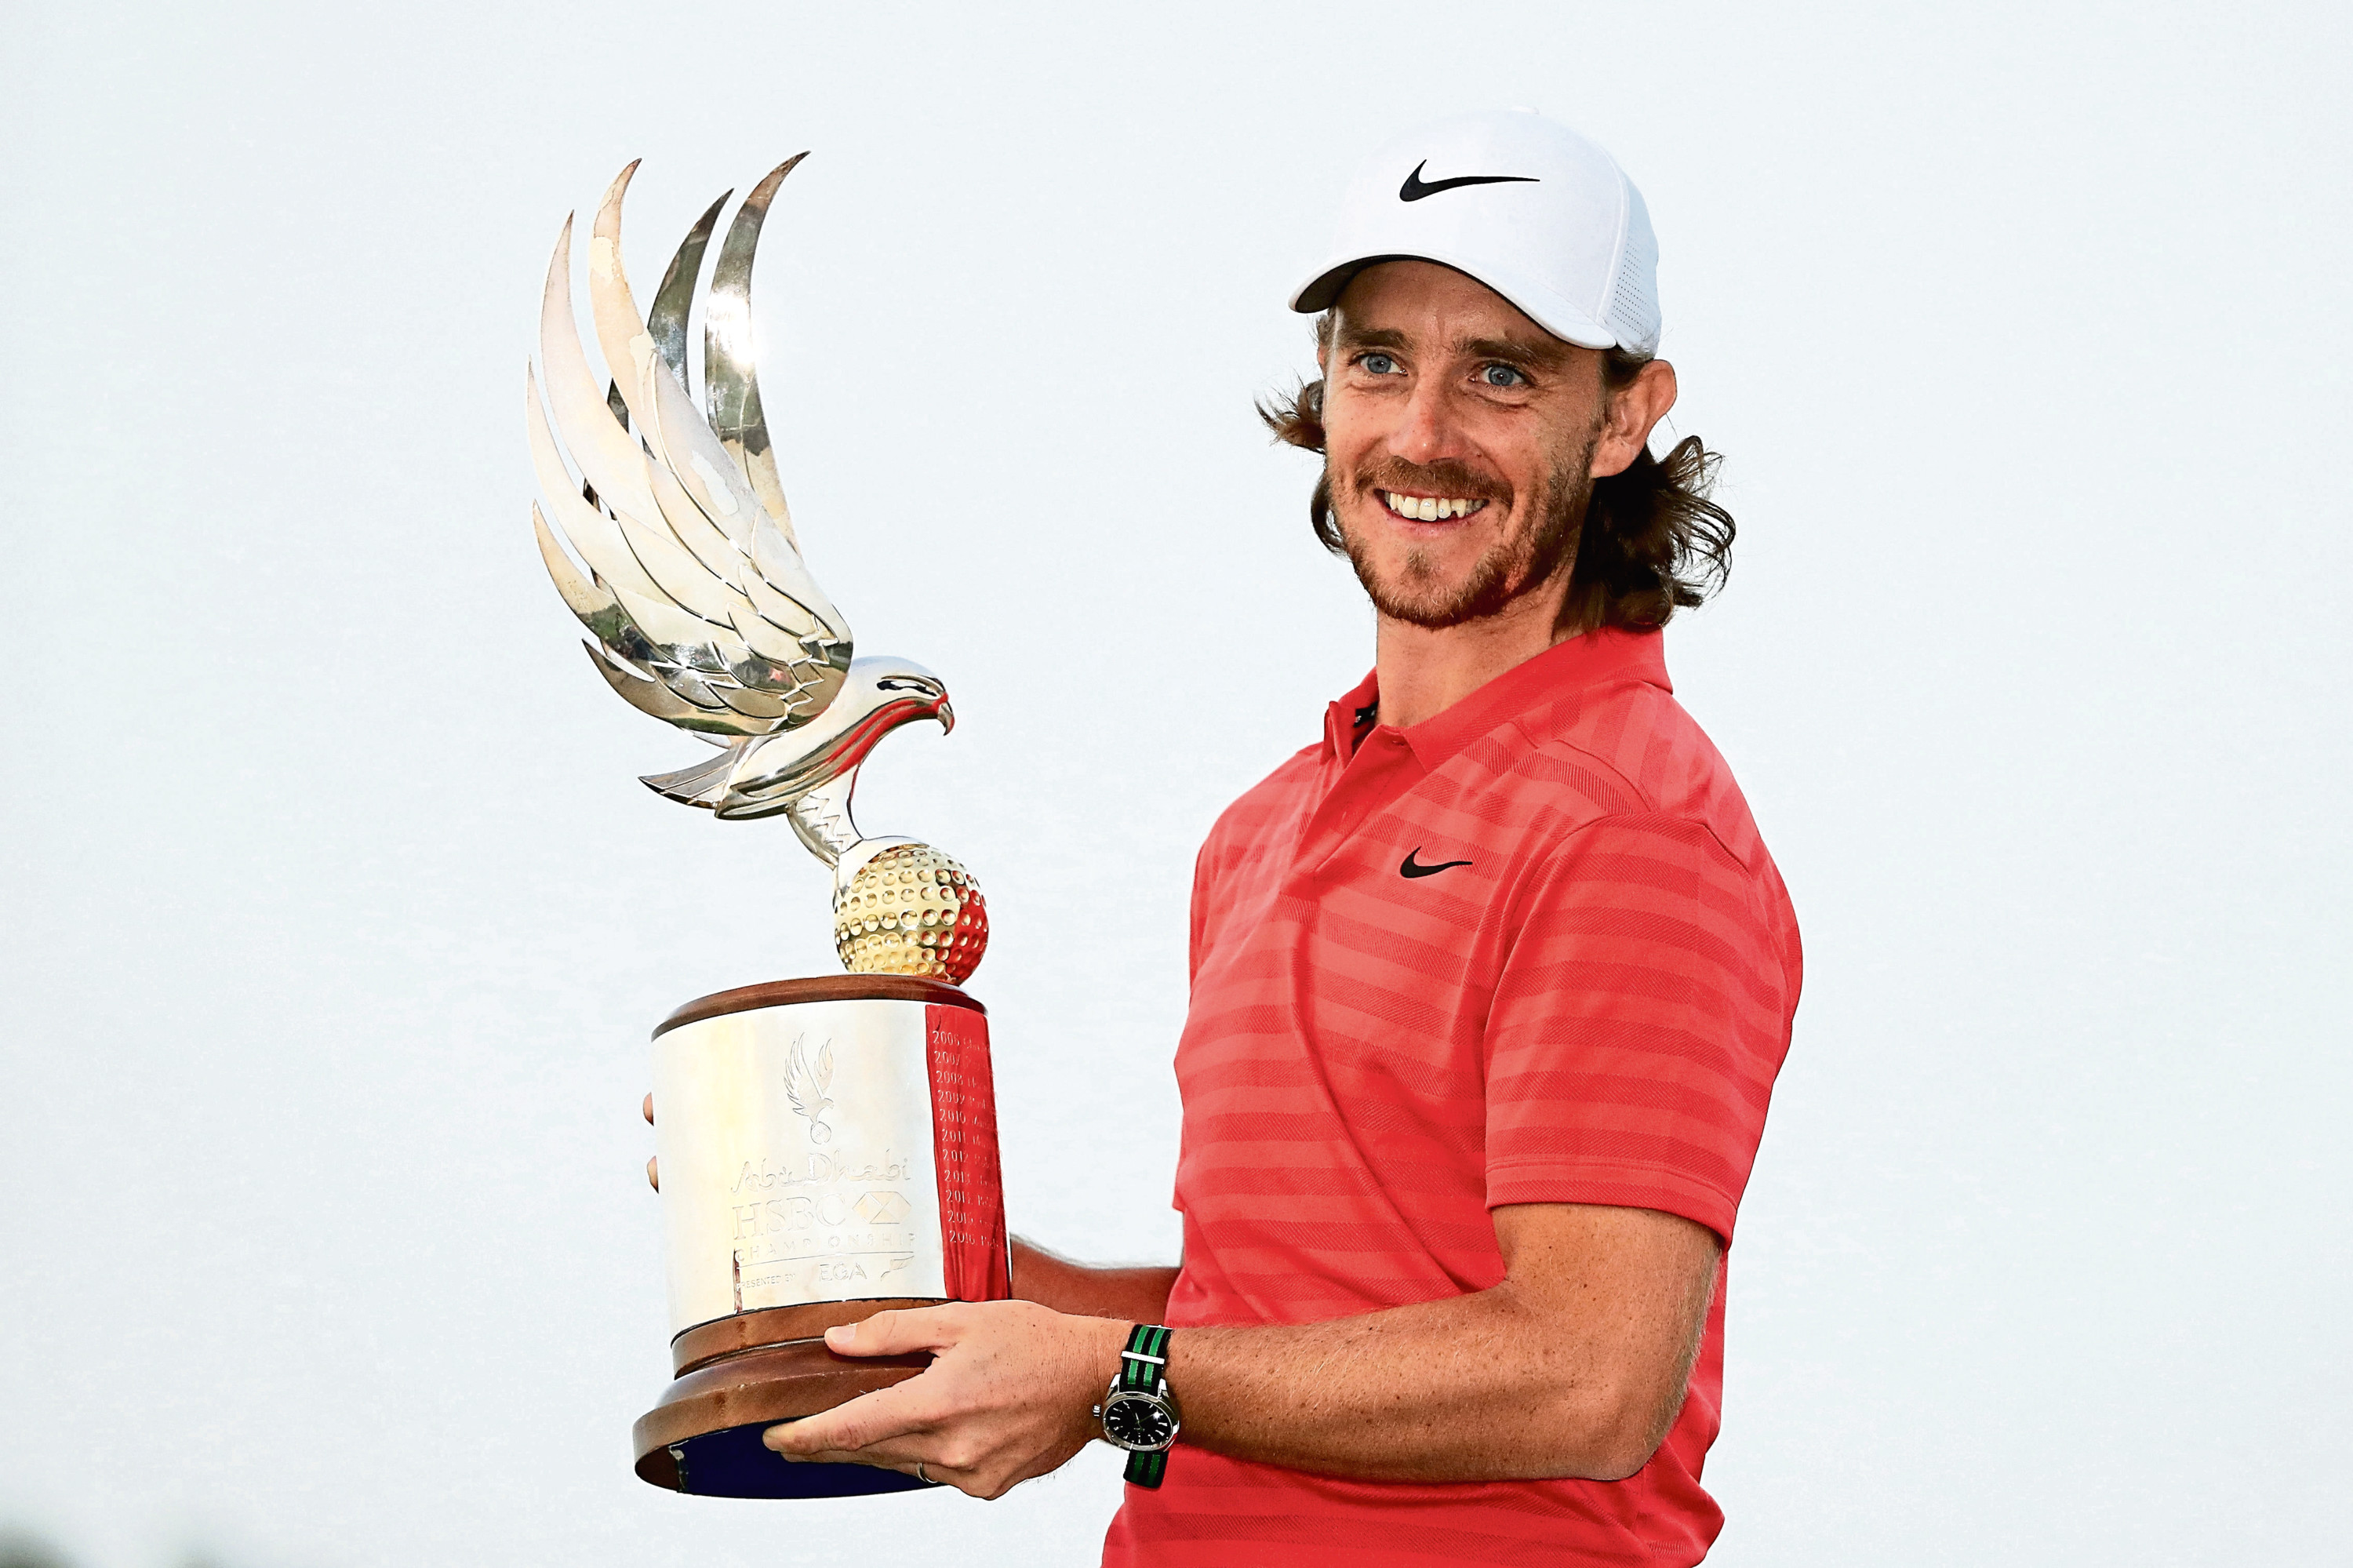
1398, 161, 1540, 202
1399, 848, 1473, 879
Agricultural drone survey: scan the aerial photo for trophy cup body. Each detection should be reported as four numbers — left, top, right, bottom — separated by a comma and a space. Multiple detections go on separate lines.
523, 157, 1012, 1497
633, 975, 1009, 1497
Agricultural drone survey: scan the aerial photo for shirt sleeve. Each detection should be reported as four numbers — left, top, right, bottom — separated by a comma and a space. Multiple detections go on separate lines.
1482, 813, 1791, 1246
1187, 833, 1219, 987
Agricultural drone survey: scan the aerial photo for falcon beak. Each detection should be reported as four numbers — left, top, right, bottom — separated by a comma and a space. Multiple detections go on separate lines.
935, 699, 955, 735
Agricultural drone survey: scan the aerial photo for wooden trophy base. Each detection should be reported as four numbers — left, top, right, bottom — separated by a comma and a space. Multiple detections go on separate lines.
633, 1297, 940, 1497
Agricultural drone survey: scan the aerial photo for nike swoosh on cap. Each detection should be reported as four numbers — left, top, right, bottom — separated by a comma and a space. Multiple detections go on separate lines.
1399, 848, 1473, 879
1398, 161, 1540, 202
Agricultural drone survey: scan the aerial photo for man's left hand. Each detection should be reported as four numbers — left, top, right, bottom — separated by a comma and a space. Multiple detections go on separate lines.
763, 1301, 1127, 1499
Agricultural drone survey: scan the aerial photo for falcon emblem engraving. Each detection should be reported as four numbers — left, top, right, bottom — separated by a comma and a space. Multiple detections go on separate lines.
784, 1035, 836, 1145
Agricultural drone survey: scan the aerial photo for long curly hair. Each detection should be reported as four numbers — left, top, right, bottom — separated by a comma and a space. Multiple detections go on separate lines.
1257, 319, 1735, 630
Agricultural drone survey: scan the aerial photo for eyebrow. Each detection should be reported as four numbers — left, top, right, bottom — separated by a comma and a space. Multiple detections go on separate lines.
1457, 333, 1575, 370
1330, 321, 1574, 371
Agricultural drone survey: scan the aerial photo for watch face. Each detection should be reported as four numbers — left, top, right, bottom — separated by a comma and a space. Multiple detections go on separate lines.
1104, 1392, 1177, 1450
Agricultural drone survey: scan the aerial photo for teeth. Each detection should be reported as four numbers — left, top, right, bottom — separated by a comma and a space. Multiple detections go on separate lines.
1381, 491, 1487, 520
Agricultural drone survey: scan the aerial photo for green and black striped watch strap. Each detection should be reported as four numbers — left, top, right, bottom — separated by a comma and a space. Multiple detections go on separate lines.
1120, 1323, 1173, 1488
1119, 1324, 1171, 1393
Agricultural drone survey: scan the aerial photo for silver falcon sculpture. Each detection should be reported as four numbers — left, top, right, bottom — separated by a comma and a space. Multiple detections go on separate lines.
526, 158, 984, 982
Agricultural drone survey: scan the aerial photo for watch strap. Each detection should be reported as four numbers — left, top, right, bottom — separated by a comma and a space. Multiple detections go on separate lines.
1118, 1323, 1174, 1489
1119, 1323, 1171, 1392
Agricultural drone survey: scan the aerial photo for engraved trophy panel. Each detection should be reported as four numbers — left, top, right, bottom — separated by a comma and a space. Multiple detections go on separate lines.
655, 997, 945, 1330
522, 154, 1009, 1499
922, 1000, 1009, 1304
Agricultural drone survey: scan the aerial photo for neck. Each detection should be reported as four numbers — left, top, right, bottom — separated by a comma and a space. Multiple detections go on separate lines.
1373, 574, 1589, 730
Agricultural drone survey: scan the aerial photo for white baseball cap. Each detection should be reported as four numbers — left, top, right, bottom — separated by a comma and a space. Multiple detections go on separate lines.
1290, 110, 1661, 356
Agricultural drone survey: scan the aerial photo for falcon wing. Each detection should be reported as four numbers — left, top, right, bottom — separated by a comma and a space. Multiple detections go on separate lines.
528, 158, 850, 740
786, 1036, 836, 1122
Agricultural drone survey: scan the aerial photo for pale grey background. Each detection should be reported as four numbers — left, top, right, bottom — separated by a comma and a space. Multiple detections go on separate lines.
2, 2, 2346, 1564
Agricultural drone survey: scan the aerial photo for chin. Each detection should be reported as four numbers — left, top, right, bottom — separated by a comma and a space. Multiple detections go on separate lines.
1356, 535, 1476, 598
1357, 566, 1478, 627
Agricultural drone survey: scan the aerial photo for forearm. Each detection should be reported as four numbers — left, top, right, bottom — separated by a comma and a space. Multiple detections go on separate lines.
1168, 1207, 1718, 1485
1165, 1289, 1645, 1483
1009, 1237, 1177, 1323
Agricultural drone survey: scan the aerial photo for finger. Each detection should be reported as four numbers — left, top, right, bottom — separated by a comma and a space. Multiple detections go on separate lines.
824, 1305, 962, 1359
766, 1433, 965, 1490
646, 1155, 659, 1191
774, 1434, 934, 1470
642, 1092, 654, 1125
764, 1381, 932, 1457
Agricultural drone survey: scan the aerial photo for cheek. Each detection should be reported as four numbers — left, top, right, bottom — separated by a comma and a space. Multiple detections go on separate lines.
1318, 387, 1387, 467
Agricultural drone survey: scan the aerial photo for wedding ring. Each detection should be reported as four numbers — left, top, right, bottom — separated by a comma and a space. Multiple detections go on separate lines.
916, 1461, 930, 1485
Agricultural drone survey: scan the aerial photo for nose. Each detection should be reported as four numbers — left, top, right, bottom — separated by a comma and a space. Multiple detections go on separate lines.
1389, 377, 1473, 467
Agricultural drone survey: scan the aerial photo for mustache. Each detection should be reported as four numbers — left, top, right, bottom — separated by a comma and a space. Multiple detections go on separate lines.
1348, 457, 1511, 505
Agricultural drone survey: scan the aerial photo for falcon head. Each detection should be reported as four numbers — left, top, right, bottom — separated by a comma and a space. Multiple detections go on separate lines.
858, 659, 954, 740
707, 656, 950, 820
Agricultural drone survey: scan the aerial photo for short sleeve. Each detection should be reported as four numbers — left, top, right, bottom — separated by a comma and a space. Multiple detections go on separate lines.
1187, 837, 1215, 986
1482, 813, 1792, 1246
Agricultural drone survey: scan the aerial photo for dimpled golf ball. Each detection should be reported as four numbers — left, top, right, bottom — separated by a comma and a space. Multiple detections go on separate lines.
833, 842, 989, 984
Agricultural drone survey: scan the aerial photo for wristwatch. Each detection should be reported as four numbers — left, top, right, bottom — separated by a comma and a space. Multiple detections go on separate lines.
1094, 1322, 1180, 1487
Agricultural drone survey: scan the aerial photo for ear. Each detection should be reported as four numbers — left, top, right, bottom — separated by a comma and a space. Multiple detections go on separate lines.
1588, 359, 1679, 479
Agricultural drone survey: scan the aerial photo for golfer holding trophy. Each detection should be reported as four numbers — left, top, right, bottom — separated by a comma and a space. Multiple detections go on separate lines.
531, 111, 1803, 1567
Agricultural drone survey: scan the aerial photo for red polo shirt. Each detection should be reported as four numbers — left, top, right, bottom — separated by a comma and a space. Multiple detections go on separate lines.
1100, 628, 1801, 1568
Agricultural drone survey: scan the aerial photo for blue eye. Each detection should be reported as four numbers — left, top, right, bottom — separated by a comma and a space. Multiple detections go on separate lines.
1481, 364, 1526, 387
1361, 352, 1399, 375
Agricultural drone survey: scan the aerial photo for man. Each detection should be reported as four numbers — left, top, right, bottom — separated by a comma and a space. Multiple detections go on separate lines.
760, 111, 1802, 1565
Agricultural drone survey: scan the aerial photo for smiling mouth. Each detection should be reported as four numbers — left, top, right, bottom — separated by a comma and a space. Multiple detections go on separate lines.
1377, 489, 1491, 522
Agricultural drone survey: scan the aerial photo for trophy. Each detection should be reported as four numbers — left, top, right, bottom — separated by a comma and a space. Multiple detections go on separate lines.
525, 156, 1009, 1499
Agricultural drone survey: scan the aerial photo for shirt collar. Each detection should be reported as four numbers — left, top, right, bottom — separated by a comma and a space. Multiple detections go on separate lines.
1319, 628, 1671, 770
1321, 668, 1384, 761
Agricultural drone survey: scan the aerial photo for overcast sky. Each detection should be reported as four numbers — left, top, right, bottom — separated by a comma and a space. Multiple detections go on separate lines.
2, 2, 2347, 1565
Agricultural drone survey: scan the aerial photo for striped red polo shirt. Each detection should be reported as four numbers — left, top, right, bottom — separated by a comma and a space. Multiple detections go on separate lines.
1100, 627, 1801, 1568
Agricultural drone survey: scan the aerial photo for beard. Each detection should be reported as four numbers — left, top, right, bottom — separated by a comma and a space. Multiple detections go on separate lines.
1333, 427, 1601, 630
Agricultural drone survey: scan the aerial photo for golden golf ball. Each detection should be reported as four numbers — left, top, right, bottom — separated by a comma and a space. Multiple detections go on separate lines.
833, 843, 989, 984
